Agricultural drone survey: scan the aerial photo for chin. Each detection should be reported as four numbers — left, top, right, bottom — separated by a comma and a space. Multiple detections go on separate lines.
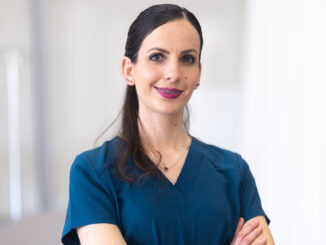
155, 105, 185, 116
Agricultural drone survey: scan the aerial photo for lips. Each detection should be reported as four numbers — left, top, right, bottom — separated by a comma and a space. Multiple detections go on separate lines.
155, 86, 183, 99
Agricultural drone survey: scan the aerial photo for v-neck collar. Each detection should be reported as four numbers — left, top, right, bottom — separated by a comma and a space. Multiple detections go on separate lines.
155, 137, 203, 193
115, 135, 204, 193
159, 136, 194, 187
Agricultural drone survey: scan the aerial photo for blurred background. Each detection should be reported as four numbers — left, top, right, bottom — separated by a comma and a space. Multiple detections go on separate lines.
0, 0, 325, 244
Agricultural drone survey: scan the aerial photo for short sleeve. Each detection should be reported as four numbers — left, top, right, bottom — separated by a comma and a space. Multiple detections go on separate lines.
61, 154, 118, 244
238, 154, 271, 225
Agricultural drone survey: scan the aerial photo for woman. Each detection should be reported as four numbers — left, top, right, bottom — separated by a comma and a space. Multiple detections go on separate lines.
61, 4, 274, 245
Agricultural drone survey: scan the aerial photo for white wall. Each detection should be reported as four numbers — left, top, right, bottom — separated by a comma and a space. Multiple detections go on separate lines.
0, 0, 37, 218
240, 0, 326, 243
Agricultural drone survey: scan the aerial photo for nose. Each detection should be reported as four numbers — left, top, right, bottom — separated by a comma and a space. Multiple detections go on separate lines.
163, 58, 181, 82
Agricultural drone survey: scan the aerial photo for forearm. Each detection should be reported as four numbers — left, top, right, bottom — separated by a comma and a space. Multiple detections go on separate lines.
249, 216, 275, 245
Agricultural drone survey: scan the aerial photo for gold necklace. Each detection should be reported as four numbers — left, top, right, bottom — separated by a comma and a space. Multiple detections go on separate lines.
152, 134, 191, 172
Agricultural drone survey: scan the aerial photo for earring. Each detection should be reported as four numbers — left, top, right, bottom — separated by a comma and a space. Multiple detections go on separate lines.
126, 78, 134, 86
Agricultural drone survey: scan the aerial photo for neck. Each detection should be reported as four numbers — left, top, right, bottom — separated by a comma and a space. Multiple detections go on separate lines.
138, 107, 188, 153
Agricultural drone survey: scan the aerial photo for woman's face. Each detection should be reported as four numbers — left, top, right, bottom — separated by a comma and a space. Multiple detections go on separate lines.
126, 19, 201, 116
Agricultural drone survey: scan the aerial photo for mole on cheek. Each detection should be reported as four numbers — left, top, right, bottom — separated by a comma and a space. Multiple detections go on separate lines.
185, 76, 188, 79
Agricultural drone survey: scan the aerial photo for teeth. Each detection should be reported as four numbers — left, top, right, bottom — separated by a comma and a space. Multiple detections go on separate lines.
157, 88, 181, 94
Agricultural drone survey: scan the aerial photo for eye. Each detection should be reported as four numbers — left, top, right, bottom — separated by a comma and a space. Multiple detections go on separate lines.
181, 54, 196, 64
149, 53, 165, 62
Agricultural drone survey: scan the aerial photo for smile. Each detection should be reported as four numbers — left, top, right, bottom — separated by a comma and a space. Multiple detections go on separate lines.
155, 87, 183, 99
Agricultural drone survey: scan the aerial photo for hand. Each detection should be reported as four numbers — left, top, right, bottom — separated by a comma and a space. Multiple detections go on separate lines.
230, 217, 266, 245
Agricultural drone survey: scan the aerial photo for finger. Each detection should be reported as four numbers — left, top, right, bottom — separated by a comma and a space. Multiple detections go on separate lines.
240, 219, 259, 238
242, 218, 259, 231
234, 219, 260, 244
231, 218, 245, 245
235, 217, 245, 235
241, 225, 264, 244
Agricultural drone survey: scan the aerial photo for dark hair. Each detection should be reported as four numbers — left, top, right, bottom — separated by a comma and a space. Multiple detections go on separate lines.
95, 4, 203, 187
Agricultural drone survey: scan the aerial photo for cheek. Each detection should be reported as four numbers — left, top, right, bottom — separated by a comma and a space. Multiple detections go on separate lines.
184, 70, 200, 84
137, 64, 162, 83
183, 66, 200, 77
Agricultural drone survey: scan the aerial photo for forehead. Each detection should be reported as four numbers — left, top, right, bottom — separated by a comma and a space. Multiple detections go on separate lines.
139, 19, 201, 53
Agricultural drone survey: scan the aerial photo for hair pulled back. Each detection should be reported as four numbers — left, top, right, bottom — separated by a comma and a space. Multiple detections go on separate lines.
96, 4, 203, 186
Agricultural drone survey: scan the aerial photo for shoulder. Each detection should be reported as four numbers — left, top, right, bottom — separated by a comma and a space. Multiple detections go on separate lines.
71, 136, 122, 175
192, 136, 244, 173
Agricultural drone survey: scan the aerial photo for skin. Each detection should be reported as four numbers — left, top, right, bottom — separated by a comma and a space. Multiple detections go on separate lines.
77, 18, 275, 245
77, 223, 127, 245
232, 216, 275, 245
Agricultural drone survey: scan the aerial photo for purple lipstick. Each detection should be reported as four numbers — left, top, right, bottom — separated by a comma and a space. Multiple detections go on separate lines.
155, 86, 183, 99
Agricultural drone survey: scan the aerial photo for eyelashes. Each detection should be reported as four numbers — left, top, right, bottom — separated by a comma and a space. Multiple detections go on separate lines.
181, 54, 196, 64
149, 53, 196, 64
149, 53, 165, 62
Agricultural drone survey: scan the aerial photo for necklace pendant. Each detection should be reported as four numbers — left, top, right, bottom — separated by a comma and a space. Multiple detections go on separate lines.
163, 167, 168, 171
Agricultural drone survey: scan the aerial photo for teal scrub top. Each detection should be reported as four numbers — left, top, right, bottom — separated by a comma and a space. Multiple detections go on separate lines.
61, 135, 270, 245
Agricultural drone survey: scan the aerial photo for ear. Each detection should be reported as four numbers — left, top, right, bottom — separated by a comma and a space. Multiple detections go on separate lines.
121, 56, 135, 86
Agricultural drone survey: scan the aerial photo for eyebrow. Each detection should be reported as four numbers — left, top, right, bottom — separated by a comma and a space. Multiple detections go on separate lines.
146, 47, 198, 55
